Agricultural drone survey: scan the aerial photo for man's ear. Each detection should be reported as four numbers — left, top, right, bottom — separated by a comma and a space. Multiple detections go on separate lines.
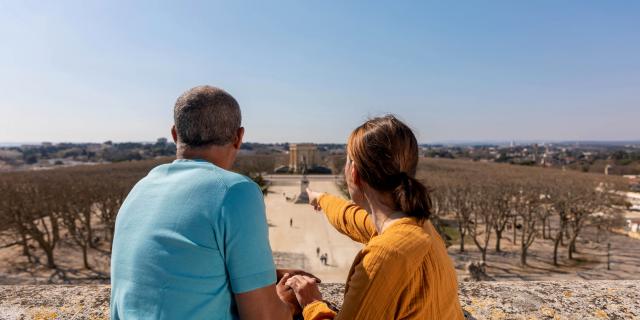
233, 127, 245, 150
171, 126, 178, 143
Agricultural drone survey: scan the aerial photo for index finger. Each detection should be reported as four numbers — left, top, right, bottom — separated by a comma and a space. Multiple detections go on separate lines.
277, 273, 292, 286
301, 275, 319, 284
287, 270, 322, 283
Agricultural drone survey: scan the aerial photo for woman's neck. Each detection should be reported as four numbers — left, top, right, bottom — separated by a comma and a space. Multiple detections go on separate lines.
364, 190, 407, 234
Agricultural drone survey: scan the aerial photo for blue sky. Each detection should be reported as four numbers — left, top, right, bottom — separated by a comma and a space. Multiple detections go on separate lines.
0, 1, 638, 144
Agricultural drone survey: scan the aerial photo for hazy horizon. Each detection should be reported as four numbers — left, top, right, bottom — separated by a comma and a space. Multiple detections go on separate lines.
2, 139, 640, 148
1, 1, 639, 143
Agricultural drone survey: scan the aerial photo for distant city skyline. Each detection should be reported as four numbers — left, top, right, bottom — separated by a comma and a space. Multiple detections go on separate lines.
1, 1, 639, 144
2, 140, 640, 148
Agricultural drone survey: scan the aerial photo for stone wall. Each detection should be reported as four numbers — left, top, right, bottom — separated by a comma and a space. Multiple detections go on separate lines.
0, 281, 638, 319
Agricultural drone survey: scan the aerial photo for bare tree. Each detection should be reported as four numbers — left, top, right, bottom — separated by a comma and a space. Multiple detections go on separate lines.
491, 185, 513, 253
467, 188, 495, 263
60, 177, 96, 270
551, 188, 573, 266
7, 175, 61, 269
94, 180, 128, 250
448, 186, 474, 253
516, 188, 540, 266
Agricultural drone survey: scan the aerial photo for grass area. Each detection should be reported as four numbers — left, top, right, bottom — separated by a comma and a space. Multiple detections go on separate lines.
442, 226, 461, 243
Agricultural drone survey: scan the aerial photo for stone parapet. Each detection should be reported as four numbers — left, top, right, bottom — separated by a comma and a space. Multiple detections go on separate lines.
0, 281, 638, 319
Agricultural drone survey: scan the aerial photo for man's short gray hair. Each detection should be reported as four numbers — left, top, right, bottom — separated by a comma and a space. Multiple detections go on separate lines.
174, 85, 242, 148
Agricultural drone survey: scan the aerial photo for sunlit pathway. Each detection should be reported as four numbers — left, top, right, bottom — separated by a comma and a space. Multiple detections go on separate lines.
264, 175, 362, 283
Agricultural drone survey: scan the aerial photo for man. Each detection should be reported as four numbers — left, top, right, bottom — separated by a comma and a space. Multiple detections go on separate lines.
111, 86, 305, 319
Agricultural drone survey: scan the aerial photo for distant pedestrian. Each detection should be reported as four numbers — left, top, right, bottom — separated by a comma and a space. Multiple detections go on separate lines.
290, 218, 293, 227
316, 247, 320, 257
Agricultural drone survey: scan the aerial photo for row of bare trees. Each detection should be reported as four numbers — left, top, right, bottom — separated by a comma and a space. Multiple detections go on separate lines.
0, 159, 165, 269
0, 156, 278, 271
423, 159, 627, 267
0, 155, 627, 273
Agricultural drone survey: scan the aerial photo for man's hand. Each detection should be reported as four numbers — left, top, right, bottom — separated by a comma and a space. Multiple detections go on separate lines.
277, 269, 321, 283
276, 270, 321, 316
285, 275, 323, 308
306, 188, 325, 211
276, 273, 302, 316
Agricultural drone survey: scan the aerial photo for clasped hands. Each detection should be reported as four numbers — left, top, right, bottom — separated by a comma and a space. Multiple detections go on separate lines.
276, 269, 323, 316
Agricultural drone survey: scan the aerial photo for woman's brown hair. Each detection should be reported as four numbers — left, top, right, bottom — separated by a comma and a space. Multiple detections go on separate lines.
347, 115, 432, 220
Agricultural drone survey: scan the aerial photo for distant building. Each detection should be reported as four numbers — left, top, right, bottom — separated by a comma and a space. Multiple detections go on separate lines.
289, 143, 320, 173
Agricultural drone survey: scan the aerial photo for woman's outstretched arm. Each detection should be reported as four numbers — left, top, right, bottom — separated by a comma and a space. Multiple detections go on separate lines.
308, 189, 376, 244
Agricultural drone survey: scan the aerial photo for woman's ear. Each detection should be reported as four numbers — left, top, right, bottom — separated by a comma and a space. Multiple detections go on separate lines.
350, 163, 360, 187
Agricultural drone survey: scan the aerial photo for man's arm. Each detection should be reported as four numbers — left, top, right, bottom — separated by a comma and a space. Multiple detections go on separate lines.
235, 284, 291, 320
218, 181, 289, 318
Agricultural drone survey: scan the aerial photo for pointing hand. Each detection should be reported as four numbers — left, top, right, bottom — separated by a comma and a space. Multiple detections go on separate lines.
306, 188, 324, 211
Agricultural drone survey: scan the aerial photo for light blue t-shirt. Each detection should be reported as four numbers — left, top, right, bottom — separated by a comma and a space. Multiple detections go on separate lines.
110, 159, 276, 320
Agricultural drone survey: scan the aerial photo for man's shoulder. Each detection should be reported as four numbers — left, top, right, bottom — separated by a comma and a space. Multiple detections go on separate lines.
216, 169, 254, 188
151, 160, 254, 190
204, 166, 257, 195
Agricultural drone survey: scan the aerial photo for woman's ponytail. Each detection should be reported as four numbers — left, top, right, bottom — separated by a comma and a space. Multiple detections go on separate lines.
393, 173, 432, 221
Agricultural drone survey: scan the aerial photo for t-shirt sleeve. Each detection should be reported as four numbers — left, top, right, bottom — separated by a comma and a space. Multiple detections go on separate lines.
219, 180, 276, 294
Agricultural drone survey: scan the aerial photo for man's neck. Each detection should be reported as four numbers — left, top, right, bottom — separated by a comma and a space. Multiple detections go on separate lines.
176, 144, 234, 170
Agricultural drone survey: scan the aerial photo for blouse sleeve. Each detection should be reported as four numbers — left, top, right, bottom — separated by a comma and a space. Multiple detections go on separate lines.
318, 193, 376, 244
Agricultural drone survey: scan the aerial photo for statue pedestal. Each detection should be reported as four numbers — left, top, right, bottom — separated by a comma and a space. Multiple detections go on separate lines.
294, 175, 310, 204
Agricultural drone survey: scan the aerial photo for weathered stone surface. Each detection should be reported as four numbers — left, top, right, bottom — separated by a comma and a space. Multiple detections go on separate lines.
458, 281, 639, 320
0, 285, 110, 320
0, 281, 638, 319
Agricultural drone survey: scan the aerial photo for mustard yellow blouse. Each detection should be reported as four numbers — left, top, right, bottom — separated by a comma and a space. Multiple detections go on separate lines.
302, 194, 464, 320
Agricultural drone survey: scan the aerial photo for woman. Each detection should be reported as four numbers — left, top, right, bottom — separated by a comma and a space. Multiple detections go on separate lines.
285, 115, 463, 319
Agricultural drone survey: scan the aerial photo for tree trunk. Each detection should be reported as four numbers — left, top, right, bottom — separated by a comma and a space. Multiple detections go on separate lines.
85, 212, 95, 249
512, 216, 517, 245
562, 225, 570, 245
553, 232, 561, 266
82, 245, 90, 270
20, 232, 32, 263
568, 244, 573, 260
495, 230, 502, 252
44, 247, 56, 269
481, 248, 487, 264
107, 226, 115, 245
520, 226, 527, 266
458, 226, 465, 252
568, 236, 578, 260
